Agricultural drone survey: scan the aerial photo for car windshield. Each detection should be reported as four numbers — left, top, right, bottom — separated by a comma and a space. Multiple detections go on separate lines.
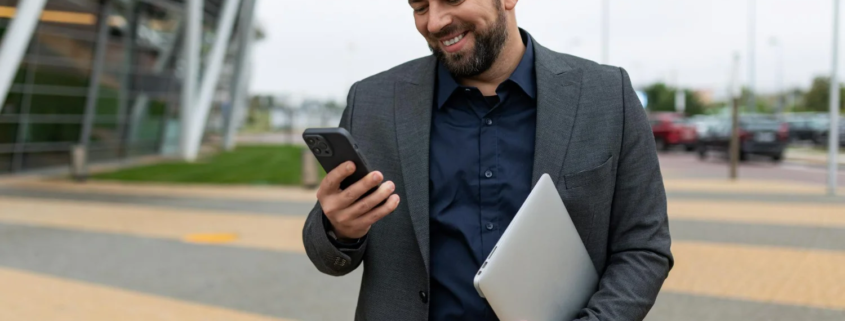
742, 119, 781, 131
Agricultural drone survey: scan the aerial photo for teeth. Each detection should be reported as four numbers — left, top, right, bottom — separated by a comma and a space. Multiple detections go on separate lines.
443, 33, 464, 46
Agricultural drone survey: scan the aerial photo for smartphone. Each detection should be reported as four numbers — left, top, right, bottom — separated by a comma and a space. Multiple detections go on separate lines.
302, 127, 376, 193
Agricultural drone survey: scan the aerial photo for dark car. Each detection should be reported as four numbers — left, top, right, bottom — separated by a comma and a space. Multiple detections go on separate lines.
786, 117, 827, 144
813, 117, 845, 148
698, 116, 790, 162
650, 113, 698, 151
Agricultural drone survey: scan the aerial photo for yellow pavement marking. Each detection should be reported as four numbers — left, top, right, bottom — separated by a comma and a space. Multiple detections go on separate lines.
669, 200, 845, 228
0, 196, 306, 253
0, 267, 293, 321
665, 241, 845, 311
183, 233, 239, 244
663, 178, 826, 195
7, 180, 318, 202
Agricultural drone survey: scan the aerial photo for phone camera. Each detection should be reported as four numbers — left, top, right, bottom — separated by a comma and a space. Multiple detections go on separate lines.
313, 148, 321, 154
318, 142, 328, 150
306, 138, 316, 145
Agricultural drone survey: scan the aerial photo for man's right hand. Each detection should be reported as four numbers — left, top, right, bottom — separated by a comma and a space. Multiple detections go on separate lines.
317, 161, 400, 240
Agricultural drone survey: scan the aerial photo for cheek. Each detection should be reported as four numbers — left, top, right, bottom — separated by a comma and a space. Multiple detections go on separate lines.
414, 17, 428, 37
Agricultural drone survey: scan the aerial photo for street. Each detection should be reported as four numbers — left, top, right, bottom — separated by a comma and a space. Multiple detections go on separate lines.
0, 153, 844, 320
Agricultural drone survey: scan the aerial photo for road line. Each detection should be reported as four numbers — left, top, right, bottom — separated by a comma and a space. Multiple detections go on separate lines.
0, 196, 306, 253
7, 179, 318, 202
664, 241, 845, 311
663, 178, 827, 195
669, 200, 845, 228
0, 267, 293, 321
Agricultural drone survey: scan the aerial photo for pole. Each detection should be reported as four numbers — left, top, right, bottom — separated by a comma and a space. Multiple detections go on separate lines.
601, 0, 610, 64
223, 0, 257, 151
79, 0, 112, 147
747, 0, 757, 112
829, 0, 841, 196
729, 53, 742, 180
0, 0, 48, 113
180, 0, 203, 160
185, 0, 243, 161
730, 97, 741, 180
771, 38, 785, 114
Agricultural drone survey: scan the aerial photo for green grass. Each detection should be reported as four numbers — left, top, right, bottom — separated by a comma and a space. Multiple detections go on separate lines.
92, 145, 321, 186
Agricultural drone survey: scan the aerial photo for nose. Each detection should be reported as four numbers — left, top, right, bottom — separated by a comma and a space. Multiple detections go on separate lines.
426, 2, 452, 36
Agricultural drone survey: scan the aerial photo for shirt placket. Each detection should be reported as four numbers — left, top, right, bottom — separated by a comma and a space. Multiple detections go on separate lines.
473, 94, 501, 260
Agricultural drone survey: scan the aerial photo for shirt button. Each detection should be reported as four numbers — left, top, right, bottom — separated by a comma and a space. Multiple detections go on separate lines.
419, 290, 428, 303
484, 118, 493, 126
486, 222, 494, 230
484, 170, 493, 178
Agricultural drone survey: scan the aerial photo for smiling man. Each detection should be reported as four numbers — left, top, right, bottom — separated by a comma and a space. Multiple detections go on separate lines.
301, 0, 673, 320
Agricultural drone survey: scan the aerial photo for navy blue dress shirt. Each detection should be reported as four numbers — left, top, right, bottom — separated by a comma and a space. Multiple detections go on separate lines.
428, 30, 537, 321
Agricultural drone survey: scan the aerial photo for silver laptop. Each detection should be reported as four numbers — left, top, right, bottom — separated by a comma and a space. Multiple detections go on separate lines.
473, 173, 598, 321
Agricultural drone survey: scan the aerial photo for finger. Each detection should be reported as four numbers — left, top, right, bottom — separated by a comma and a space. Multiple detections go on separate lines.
335, 171, 384, 209
339, 180, 395, 220
317, 161, 356, 199
359, 194, 400, 226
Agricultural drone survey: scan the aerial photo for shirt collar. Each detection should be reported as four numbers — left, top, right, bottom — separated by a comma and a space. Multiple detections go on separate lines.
436, 28, 537, 109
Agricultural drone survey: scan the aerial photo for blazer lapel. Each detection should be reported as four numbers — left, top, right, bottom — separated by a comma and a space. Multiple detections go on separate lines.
531, 43, 584, 186
395, 56, 437, 275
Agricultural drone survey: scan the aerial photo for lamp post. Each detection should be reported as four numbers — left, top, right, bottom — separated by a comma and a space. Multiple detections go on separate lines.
829, 0, 841, 196
747, 0, 757, 113
770, 37, 785, 114
602, 0, 610, 64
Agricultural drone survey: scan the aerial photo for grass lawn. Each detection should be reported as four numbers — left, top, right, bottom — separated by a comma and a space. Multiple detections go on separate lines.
92, 145, 322, 186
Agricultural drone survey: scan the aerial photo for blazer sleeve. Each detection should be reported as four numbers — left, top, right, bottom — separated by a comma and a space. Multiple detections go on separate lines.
302, 82, 368, 276
574, 68, 674, 321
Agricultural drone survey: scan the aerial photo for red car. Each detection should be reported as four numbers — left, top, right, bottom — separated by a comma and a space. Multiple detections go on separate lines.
649, 113, 698, 151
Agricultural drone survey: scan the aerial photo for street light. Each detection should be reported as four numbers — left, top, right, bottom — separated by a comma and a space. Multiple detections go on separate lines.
829, 0, 841, 196
747, 0, 757, 113
769, 37, 785, 114
602, 0, 609, 64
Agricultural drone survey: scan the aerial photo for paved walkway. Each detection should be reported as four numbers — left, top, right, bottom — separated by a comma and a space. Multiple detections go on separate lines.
0, 163, 844, 320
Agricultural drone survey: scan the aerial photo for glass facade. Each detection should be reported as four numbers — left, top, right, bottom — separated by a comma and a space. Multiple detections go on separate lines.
0, 0, 232, 174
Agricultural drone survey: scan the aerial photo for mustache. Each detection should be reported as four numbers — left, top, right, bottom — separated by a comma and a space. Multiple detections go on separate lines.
430, 23, 475, 39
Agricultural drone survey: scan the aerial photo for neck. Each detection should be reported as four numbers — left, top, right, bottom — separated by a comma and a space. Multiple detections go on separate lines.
459, 25, 525, 96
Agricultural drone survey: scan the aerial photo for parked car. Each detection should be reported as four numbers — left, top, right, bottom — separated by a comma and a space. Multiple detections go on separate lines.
785, 115, 828, 145
815, 117, 845, 148
649, 113, 698, 151
698, 115, 790, 162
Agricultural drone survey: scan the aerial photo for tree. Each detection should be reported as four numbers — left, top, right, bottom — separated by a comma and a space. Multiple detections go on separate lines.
643, 83, 706, 116
800, 76, 845, 112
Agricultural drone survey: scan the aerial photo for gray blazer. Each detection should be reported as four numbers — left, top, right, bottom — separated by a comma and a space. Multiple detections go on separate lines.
302, 37, 674, 321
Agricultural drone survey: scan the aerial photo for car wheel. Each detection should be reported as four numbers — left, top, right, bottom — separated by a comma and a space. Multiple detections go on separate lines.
685, 144, 696, 152
698, 146, 707, 160
771, 153, 783, 162
740, 151, 749, 162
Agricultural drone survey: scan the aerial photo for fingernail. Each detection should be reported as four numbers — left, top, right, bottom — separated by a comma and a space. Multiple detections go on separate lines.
388, 181, 395, 191
372, 172, 381, 182
346, 163, 353, 171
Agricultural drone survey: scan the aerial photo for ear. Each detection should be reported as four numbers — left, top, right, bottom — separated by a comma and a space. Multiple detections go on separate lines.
503, 0, 518, 11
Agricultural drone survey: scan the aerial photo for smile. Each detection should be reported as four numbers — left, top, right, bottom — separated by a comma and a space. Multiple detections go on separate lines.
441, 32, 467, 47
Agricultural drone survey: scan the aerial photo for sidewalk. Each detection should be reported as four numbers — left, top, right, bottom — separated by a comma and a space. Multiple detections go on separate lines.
786, 147, 845, 166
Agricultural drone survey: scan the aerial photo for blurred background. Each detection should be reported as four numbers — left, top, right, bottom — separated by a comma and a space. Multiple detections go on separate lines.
0, 0, 844, 320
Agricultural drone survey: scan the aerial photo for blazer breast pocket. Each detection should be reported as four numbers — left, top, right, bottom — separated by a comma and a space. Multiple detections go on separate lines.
563, 155, 614, 191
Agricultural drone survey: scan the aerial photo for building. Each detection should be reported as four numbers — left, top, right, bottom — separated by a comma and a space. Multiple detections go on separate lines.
0, 0, 256, 174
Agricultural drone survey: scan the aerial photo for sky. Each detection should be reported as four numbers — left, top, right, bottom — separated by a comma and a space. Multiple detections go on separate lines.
250, 0, 840, 103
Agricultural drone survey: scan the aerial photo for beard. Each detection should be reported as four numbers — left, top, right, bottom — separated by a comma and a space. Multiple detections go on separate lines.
429, 7, 508, 78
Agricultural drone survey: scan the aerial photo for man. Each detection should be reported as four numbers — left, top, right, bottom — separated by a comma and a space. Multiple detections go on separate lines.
302, 0, 673, 320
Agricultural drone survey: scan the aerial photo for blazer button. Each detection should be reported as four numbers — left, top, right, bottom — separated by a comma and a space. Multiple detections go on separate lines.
419, 290, 428, 303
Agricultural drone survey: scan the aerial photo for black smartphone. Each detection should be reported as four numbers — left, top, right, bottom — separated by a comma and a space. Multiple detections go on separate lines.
302, 127, 376, 193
